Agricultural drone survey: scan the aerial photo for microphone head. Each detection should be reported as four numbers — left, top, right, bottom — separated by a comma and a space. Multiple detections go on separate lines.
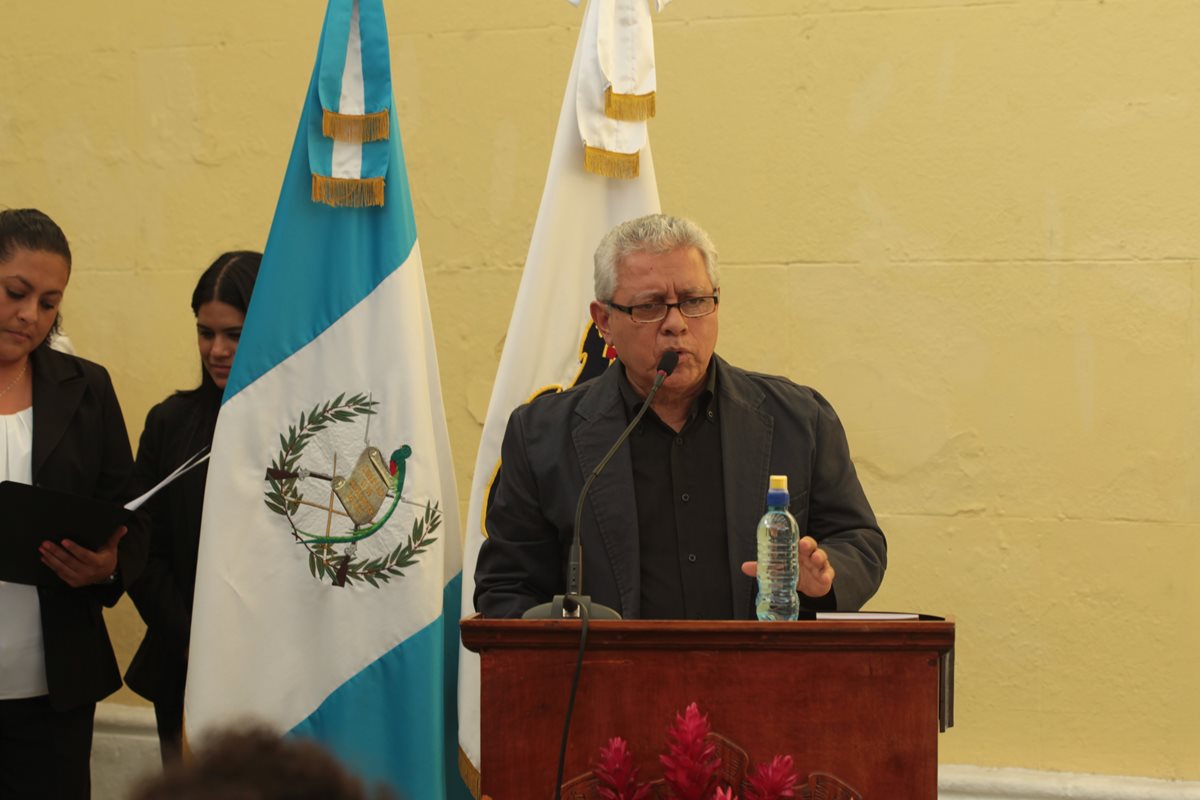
657, 350, 680, 376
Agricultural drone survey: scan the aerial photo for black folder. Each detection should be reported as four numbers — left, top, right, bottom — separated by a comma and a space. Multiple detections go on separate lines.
0, 480, 129, 586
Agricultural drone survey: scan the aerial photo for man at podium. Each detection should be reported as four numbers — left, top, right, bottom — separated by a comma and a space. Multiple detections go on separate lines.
474, 214, 886, 620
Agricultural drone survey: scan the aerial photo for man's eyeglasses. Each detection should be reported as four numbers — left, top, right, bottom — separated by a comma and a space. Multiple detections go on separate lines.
606, 295, 719, 324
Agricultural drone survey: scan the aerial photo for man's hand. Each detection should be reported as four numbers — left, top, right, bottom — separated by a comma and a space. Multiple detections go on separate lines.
39, 526, 127, 588
740, 536, 835, 599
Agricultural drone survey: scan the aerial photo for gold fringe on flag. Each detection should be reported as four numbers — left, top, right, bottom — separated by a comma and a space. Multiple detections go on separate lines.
604, 87, 656, 121
311, 174, 386, 208
321, 108, 390, 143
583, 145, 640, 179
458, 748, 482, 799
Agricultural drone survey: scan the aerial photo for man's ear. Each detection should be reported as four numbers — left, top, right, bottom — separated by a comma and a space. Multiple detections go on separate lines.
589, 300, 611, 337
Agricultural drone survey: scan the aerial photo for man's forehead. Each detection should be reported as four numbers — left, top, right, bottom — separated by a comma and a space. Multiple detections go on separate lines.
615, 246, 708, 286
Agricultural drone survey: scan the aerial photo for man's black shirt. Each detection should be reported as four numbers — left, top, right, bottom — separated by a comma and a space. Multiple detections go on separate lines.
619, 365, 734, 619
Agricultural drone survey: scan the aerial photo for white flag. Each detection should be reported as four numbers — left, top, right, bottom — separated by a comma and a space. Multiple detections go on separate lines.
455, 4, 661, 791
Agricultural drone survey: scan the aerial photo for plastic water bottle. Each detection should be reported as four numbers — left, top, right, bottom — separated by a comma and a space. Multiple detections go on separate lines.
755, 474, 800, 621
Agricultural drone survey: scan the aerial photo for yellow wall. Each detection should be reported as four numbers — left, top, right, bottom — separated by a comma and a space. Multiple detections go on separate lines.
3, 0, 1197, 781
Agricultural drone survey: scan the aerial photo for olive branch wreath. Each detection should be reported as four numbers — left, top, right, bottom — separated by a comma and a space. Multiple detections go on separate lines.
263, 392, 441, 588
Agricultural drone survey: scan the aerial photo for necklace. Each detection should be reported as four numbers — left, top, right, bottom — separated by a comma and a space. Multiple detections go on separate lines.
0, 360, 29, 400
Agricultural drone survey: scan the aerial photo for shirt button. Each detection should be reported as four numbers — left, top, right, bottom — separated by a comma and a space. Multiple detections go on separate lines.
681, 493, 690, 502
675, 436, 684, 446
688, 554, 697, 563
707, 409, 715, 421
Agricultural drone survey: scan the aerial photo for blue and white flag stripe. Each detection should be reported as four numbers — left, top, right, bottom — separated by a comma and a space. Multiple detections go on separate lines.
310, 0, 391, 183
232, 36, 409, 398
318, 0, 390, 118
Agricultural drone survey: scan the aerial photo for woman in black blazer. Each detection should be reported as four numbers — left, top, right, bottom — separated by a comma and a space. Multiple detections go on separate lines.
125, 250, 261, 764
0, 208, 148, 800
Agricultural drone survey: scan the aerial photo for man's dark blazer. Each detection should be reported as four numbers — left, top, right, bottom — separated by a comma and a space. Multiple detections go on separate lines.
474, 355, 887, 619
29, 344, 148, 711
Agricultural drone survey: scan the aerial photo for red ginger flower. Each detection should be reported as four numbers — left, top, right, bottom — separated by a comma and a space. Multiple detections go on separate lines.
659, 703, 721, 800
744, 755, 799, 800
712, 788, 740, 800
594, 737, 652, 800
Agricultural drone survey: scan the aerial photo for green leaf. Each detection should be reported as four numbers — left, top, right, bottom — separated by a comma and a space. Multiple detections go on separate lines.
265, 500, 286, 515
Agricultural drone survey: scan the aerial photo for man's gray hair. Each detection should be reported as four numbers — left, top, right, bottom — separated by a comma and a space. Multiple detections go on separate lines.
593, 214, 719, 301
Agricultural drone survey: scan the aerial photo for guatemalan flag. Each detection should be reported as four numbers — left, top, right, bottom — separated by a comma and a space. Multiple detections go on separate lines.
186, 2, 469, 797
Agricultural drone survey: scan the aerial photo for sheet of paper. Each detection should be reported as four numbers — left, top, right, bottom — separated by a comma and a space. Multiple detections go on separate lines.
124, 447, 210, 511
815, 611, 920, 620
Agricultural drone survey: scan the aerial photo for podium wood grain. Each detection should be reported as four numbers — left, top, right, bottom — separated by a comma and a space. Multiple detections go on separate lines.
461, 616, 955, 800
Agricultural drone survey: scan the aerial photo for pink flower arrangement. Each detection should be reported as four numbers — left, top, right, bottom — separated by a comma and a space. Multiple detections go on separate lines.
659, 703, 721, 800
587, 703, 799, 800
594, 738, 653, 800
744, 756, 799, 800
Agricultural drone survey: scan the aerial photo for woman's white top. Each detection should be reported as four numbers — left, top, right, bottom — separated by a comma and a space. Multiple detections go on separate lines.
0, 406, 50, 699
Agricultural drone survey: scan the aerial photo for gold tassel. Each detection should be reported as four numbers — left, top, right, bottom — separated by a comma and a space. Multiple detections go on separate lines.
311, 174, 386, 208
322, 108, 390, 143
605, 87, 656, 121
458, 748, 482, 799
584, 145, 640, 179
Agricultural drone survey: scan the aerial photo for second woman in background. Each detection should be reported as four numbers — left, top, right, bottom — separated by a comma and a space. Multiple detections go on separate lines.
125, 250, 261, 764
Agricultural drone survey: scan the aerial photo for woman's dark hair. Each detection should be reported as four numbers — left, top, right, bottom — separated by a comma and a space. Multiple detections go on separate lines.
192, 250, 261, 318
190, 250, 262, 394
1, 208, 73, 341
0, 208, 72, 270
129, 725, 396, 800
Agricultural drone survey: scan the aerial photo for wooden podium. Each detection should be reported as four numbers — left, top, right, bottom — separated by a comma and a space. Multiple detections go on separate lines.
461, 615, 954, 800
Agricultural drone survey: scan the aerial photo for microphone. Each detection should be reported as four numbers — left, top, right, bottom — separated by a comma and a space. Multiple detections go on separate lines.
523, 350, 680, 620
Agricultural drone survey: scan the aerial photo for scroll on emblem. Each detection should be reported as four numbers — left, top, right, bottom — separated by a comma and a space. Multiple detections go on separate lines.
332, 447, 392, 526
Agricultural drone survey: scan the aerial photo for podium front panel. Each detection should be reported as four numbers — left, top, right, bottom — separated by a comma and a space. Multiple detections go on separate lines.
462, 617, 955, 800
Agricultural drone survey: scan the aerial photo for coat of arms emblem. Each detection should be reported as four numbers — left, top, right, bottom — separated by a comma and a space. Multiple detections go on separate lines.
263, 393, 440, 587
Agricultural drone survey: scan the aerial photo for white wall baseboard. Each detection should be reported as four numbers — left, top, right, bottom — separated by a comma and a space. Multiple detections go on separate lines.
88, 703, 1200, 800
939, 765, 1200, 800
92, 702, 159, 800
